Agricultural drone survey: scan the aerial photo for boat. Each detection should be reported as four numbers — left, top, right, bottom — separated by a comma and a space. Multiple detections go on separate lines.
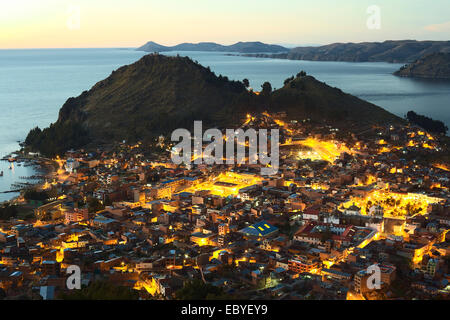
8, 157, 17, 162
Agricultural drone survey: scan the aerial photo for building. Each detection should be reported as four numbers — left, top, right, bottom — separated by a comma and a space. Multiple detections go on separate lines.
354, 264, 396, 293
239, 221, 279, 240
379, 264, 396, 285
64, 208, 89, 224
354, 269, 370, 294
190, 231, 216, 246
288, 256, 320, 274
322, 268, 352, 281
426, 258, 439, 277
34, 200, 63, 220
65, 158, 79, 173
218, 223, 230, 236
91, 215, 118, 230
41, 261, 60, 275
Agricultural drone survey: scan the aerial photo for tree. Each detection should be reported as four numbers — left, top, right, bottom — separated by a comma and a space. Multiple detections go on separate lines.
0, 204, 18, 220
297, 70, 307, 77
261, 82, 272, 95
406, 110, 448, 135
242, 78, 250, 88
283, 76, 294, 86
25, 121, 91, 158
25, 126, 42, 146
57, 281, 138, 300
88, 197, 104, 213
24, 189, 52, 202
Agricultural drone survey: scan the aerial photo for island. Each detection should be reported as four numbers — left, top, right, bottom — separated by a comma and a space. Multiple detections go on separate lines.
24, 53, 402, 157
137, 41, 289, 54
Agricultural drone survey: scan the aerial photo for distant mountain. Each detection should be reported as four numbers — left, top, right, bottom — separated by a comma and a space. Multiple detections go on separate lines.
25, 54, 402, 157
243, 40, 450, 63
136, 41, 170, 52
137, 41, 289, 53
394, 52, 450, 79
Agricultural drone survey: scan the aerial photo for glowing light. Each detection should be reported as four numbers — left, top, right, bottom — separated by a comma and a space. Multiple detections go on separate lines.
282, 138, 354, 163
261, 112, 293, 134
433, 164, 450, 172
183, 171, 263, 197
341, 190, 443, 219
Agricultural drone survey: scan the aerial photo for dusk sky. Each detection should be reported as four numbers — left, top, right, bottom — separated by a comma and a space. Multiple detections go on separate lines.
1, 0, 449, 49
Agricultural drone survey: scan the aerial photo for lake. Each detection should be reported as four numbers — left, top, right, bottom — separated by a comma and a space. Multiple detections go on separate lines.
0, 48, 449, 201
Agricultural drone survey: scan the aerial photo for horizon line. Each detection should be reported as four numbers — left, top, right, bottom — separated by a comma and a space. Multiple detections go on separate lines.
1, 38, 448, 50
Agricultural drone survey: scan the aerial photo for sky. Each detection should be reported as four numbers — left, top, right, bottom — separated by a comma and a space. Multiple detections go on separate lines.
1, 0, 449, 49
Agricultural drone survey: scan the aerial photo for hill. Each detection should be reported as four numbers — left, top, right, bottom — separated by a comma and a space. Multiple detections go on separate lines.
394, 53, 450, 79
268, 75, 401, 124
137, 41, 288, 53
243, 40, 450, 63
25, 54, 403, 157
406, 111, 448, 134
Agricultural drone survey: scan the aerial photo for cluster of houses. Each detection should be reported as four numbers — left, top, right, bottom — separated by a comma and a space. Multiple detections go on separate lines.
0, 116, 449, 300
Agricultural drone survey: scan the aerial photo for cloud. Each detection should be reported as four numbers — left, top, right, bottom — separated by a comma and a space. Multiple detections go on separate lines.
424, 21, 450, 32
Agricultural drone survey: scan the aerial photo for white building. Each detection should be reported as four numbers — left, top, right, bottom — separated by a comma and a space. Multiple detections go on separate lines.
65, 158, 80, 173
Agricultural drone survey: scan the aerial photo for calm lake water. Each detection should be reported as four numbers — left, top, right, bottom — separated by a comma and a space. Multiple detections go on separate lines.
0, 48, 449, 201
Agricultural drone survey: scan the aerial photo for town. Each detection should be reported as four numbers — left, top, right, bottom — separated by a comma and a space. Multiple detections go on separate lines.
0, 112, 448, 300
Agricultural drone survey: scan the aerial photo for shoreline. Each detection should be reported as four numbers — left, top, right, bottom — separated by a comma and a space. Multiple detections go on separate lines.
0, 150, 57, 205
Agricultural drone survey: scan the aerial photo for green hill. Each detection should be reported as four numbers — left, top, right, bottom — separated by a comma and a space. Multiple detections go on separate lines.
268, 75, 400, 124
25, 54, 403, 157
